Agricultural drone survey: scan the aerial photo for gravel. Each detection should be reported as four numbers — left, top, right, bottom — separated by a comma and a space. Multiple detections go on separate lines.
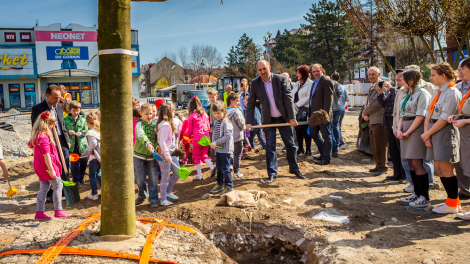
0, 115, 32, 160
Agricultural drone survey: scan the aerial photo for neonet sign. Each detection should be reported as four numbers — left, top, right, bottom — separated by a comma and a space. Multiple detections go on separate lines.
35, 30, 97, 42
0, 53, 28, 70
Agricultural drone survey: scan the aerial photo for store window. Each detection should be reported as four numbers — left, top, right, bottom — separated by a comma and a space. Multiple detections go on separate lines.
81, 82, 92, 105
24, 83, 36, 108
9, 84, 21, 109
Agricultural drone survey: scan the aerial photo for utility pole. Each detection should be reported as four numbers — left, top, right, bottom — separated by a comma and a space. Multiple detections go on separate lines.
200, 58, 204, 90
172, 65, 175, 86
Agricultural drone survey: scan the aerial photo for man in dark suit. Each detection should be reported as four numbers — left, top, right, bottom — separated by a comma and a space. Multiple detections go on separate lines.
31, 85, 70, 201
246, 60, 304, 184
309, 64, 334, 165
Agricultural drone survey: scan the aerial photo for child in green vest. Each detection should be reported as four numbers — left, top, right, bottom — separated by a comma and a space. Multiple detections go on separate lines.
64, 101, 88, 187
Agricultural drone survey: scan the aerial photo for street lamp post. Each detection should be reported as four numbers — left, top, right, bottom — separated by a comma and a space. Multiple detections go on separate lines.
263, 31, 272, 65
199, 58, 204, 90
171, 65, 175, 86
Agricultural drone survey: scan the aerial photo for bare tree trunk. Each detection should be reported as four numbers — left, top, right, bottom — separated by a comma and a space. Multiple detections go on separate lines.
418, 35, 436, 64
434, 33, 446, 62
453, 32, 468, 69
408, 34, 419, 65
98, 0, 136, 236
370, 38, 396, 79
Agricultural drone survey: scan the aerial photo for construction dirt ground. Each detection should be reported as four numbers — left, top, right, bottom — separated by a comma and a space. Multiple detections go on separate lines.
1, 110, 469, 264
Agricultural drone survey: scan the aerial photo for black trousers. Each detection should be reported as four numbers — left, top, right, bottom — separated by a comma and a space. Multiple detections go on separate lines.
295, 124, 311, 153
385, 116, 404, 177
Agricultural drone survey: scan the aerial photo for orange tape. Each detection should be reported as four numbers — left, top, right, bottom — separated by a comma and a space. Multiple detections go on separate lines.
0, 248, 177, 263
35, 213, 100, 264
140, 219, 170, 264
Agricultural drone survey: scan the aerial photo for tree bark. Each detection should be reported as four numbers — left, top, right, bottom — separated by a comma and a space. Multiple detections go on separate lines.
453, 32, 468, 70
408, 34, 419, 65
434, 33, 446, 62
418, 35, 436, 64
98, 0, 136, 236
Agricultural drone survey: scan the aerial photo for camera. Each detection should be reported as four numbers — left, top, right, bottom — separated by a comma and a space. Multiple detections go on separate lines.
378, 81, 384, 88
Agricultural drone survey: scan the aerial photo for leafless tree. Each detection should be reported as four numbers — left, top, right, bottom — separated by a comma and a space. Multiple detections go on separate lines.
203, 45, 224, 79
178, 45, 192, 83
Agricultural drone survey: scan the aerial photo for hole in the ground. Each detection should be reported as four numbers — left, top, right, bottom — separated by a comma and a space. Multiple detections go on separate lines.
203, 222, 313, 264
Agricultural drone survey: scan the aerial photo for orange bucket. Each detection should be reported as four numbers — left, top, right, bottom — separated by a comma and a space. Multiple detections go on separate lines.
69, 154, 80, 162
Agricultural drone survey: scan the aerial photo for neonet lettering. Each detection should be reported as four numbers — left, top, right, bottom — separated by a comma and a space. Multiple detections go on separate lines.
51, 32, 86, 40
0, 54, 28, 66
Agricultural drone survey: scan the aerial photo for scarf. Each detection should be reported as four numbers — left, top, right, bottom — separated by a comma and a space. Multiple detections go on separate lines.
428, 81, 455, 117
457, 89, 470, 114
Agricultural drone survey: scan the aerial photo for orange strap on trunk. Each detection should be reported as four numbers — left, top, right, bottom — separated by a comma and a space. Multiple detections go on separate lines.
35, 214, 100, 264
0, 248, 176, 263
139, 218, 170, 264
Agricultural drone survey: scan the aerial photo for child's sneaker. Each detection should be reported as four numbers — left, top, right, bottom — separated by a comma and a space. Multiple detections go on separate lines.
194, 175, 203, 181
210, 168, 216, 178
210, 184, 225, 193
183, 159, 188, 165
219, 186, 233, 196
35, 211, 53, 220
54, 210, 71, 218
432, 204, 460, 214
160, 200, 173, 206
409, 196, 431, 208
234, 172, 243, 178
87, 193, 99, 200
400, 193, 418, 203
457, 211, 470, 220
166, 193, 179, 200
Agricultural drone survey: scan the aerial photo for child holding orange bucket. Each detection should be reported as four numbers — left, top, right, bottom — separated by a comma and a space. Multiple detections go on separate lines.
28, 111, 70, 219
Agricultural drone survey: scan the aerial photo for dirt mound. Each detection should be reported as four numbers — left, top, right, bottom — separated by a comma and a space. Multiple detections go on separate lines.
5, 108, 21, 115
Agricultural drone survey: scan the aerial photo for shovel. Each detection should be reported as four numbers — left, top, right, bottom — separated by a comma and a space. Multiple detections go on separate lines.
6, 180, 17, 199
153, 152, 192, 181
52, 128, 81, 205
46, 170, 76, 187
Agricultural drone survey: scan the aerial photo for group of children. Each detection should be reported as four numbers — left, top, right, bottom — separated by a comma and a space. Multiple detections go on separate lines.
131, 87, 264, 207
29, 101, 101, 219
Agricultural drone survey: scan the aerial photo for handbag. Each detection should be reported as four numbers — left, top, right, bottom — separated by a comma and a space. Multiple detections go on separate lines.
296, 106, 309, 121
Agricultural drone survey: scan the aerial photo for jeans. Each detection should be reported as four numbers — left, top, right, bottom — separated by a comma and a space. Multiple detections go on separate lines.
216, 153, 233, 187
332, 110, 342, 150
134, 157, 159, 203
88, 159, 101, 195
37, 178, 63, 211
263, 116, 299, 176
157, 157, 180, 202
339, 111, 345, 145
386, 116, 404, 177
330, 121, 338, 154
309, 123, 332, 161
402, 158, 434, 187
295, 124, 311, 153
249, 128, 266, 149
71, 156, 88, 183
233, 141, 243, 173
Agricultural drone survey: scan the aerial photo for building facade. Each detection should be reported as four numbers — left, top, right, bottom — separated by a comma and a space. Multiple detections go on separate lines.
0, 23, 140, 110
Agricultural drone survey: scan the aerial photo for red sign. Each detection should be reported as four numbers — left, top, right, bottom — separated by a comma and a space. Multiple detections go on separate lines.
132, 62, 136, 67
20, 32, 31, 42
25, 87, 34, 91
9, 87, 19, 92
35, 31, 97, 42
81, 85, 91, 90
4, 32, 16, 42
70, 86, 80, 90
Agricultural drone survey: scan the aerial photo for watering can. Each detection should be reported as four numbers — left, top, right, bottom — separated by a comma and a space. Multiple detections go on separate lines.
153, 152, 192, 180
6, 180, 17, 199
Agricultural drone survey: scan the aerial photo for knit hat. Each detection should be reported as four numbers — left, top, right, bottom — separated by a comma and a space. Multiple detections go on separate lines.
155, 99, 165, 108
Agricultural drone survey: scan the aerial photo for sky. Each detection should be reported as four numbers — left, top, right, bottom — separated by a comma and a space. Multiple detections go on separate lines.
0, 0, 318, 66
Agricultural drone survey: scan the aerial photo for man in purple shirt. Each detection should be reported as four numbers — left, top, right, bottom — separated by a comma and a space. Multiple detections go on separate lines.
246, 60, 304, 184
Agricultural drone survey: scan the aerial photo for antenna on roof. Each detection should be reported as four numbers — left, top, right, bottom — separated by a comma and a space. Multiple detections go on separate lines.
35, 19, 38, 26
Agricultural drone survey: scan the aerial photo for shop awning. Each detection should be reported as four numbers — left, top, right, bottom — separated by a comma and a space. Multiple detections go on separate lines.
39, 69, 99, 78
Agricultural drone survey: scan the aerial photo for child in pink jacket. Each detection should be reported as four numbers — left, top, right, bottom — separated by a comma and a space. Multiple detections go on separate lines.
156, 104, 180, 206
184, 96, 214, 180
179, 118, 191, 165
28, 111, 70, 220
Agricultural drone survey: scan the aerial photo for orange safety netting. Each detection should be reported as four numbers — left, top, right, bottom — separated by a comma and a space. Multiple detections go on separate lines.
0, 214, 237, 264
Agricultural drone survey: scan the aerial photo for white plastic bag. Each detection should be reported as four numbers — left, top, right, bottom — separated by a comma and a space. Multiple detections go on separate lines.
312, 211, 349, 224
